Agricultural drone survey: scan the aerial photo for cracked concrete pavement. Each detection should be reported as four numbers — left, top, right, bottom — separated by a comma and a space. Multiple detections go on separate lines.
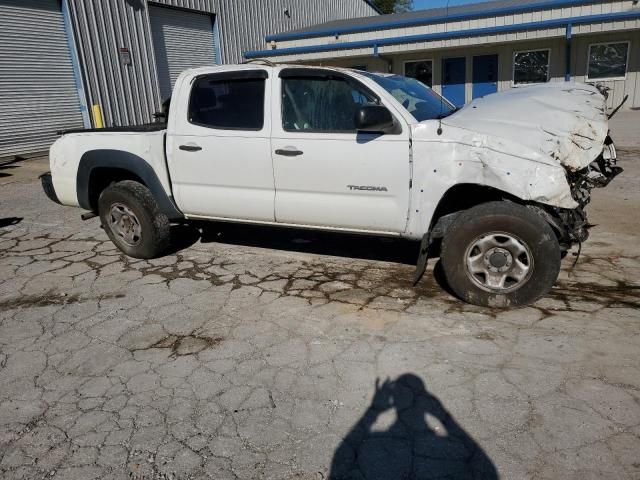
0, 147, 639, 479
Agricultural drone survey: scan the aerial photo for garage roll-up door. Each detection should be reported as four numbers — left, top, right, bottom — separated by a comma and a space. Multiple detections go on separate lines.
0, 0, 84, 158
149, 5, 217, 101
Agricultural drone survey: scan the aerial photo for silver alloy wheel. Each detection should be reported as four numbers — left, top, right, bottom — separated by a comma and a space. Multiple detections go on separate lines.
108, 203, 142, 247
464, 232, 533, 293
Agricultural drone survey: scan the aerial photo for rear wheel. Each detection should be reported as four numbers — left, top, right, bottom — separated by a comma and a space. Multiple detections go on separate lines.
440, 201, 561, 308
98, 180, 170, 259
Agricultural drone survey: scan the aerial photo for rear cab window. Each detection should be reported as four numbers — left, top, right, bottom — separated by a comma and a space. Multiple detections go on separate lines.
188, 70, 267, 130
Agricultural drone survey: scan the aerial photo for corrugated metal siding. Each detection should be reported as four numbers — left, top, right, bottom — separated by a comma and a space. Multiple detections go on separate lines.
61, 0, 377, 128
0, 0, 84, 157
149, 5, 216, 100
66, 0, 161, 127
151, 0, 217, 14
216, 0, 379, 63
149, 0, 378, 63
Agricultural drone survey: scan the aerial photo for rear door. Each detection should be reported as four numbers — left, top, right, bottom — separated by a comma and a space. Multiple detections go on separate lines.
271, 69, 411, 233
166, 69, 275, 221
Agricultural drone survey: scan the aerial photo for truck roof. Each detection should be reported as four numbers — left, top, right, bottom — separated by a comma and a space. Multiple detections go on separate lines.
181, 63, 362, 77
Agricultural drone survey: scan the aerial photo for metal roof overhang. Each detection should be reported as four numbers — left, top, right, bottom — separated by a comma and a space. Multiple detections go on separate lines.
245, 10, 640, 59
265, 0, 613, 42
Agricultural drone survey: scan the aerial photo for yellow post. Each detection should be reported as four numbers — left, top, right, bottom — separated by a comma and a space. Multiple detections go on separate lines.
92, 104, 104, 128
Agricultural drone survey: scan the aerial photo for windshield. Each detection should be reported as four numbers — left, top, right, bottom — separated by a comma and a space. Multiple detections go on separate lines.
358, 72, 456, 122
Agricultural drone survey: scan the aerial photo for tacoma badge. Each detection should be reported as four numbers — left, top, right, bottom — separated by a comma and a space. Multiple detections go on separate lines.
347, 185, 388, 192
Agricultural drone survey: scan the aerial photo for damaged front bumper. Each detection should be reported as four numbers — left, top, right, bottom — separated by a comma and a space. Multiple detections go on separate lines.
541, 136, 622, 248
568, 136, 622, 206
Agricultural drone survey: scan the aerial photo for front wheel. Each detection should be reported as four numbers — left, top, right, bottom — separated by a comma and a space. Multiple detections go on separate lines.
98, 180, 170, 259
440, 201, 561, 308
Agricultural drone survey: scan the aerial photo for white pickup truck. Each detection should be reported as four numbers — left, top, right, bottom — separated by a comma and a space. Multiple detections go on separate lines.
42, 63, 621, 307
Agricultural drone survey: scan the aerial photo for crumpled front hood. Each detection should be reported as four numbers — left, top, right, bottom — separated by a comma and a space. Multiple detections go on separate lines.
441, 82, 609, 171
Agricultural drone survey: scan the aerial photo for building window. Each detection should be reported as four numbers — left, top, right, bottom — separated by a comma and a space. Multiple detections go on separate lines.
587, 42, 630, 80
189, 75, 266, 130
281, 76, 377, 132
513, 49, 550, 85
404, 60, 433, 87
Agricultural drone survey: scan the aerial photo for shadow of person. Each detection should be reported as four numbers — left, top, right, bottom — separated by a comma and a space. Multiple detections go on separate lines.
329, 374, 499, 480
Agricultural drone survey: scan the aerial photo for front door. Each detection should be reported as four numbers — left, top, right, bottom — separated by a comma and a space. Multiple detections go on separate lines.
271, 69, 411, 233
442, 57, 466, 108
167, 69, 275, 221
472, 54, 499, 99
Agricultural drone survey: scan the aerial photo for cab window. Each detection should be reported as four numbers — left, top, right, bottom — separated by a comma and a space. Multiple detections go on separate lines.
189, 73, 266, 130
282, 75, 377, 132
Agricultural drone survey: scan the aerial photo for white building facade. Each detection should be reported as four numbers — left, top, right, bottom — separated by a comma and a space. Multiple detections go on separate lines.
246, 0, 640, 111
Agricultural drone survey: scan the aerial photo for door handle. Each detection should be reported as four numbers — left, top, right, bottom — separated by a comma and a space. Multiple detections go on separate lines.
179, 144, 202, 152
275, 148, 303, 157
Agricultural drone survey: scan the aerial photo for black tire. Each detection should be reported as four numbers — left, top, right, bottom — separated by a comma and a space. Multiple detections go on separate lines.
440, 201, 561, 308
98, 180, 170, 259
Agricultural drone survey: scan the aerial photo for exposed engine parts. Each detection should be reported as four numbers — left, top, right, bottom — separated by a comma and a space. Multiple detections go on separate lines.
547, 136, 623, 248
568, 135, 622, 209
540, 135, 623, 248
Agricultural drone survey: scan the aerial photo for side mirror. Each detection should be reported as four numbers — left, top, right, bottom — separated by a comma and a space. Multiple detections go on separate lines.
354, 105, 395, 133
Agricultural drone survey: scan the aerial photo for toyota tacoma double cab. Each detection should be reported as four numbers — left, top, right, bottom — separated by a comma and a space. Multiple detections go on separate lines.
41, 63, 621, 308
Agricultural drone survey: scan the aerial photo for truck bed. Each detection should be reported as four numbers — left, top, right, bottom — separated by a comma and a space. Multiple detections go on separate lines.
58, 122, 167, 135
49, 125, 171, 209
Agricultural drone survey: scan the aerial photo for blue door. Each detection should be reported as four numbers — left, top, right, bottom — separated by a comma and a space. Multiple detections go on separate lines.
442, 57, 466, 107
472, 55, 499, 99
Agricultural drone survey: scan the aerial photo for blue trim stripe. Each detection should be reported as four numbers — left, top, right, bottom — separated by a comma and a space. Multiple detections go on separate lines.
246, 10, 640, 59
61, 0, 91, 128
265, 0, 607, 42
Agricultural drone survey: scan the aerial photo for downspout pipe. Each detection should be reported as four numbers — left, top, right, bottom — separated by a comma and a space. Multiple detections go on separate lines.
61, 0, 91, 128
565, 23, 572, 81
373, 45, 393, 73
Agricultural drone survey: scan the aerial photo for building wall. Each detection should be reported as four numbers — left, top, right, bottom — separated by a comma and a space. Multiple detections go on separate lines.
153, 0, 377, 63
389, 38, 569, 99
572, 29, 640, 108
306, 29, 639, 110
66, 0, 377, 127
266, 1, 637, 50
258, 0, 640, 110
0, 0, 86, 158
67, 0, 161, 127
